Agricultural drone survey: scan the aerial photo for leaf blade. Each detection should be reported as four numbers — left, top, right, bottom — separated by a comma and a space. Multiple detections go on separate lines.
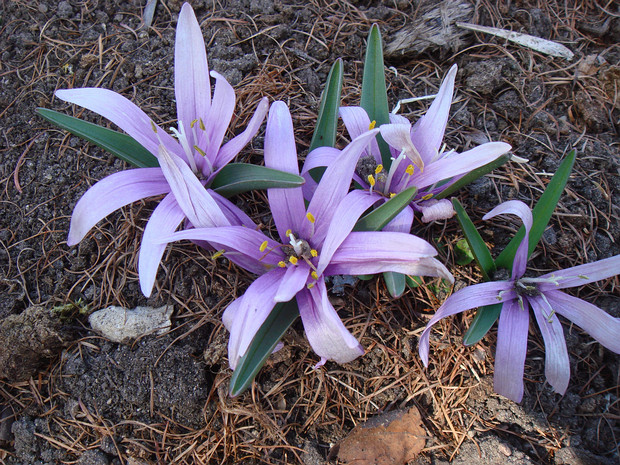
211, 163, 305, 197
37, 108, 159, 168
353, 186, 417, 232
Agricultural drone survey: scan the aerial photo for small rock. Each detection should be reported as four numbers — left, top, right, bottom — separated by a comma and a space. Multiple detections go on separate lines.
76, 449, 109, 465
57, 1, 74, 19
88, 305, 173, 344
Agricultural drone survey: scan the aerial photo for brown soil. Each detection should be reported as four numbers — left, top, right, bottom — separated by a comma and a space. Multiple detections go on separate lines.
1, 0, 618, 464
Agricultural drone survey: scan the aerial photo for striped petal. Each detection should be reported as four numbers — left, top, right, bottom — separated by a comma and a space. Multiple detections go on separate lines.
537, 255, 620, 291
68, 168, 170, 246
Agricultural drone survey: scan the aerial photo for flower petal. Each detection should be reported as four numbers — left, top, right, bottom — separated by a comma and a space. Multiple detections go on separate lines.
380, 123, 424, 169
297, 280, 364, 365
339, 106, 381, 163
213, 97, 269, 170
412, 142, 511, 191
157, 145, 229, 228
301, 146, 344, 200
164, 226, 285, 269
68, 168, 170, 246
305, 128, 380, 242
264, 101, 307, 240
410, 64, 457, 165
418, 282, 515, 365
175, 3, 211, 141
201, 71, 236, 162
538, 255, 620, 291
483, 199, 532, 279
55, 88, 180, 159
420, 198, 455, 223
325, 231, 452, 281
382, 206, 414, 233
226, 270, 285, 369
139, 193, 185, 297
494, 298, 529, 403
274, 263, 310, 302
543, 290, 620, 353
529, 296, 570, 395
317, 190, 381, 275
210, 190, 257, 228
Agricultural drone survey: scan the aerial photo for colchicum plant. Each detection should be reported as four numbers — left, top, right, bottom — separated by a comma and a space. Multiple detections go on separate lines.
419, 198, 620, 402
40, 3, 303, 297
163, 102, 453, 393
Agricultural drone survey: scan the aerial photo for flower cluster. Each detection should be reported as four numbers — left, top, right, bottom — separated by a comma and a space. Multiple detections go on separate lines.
50, 3, 619, 401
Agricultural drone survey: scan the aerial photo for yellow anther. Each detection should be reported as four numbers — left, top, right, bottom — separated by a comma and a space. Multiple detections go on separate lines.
285, 229, 292, 237
150, 121, 158, 133
307, 282, 315, 289
389, 193, 396, 198
259, 241, 268, 252
199, 118, 206, 131
367, 174, 376, 187
194, 145, 207, 157
375, 164, 383, 174
311, 271, 318, 280
306, 212, 315, 224
278, 261, 287, 268
289, 256, 298, 265
405, 164, 414, 175
422, 193, 433, 201
190, 119, 198, 128
310, 249, 318, 257
212, 249, 225, 259
369, 120, 376, 130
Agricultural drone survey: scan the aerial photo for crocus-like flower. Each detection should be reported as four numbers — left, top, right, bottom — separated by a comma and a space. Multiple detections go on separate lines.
164, 102, 453, 369
56, 3, 268, 296
419, 200, 620, 402
303, 64, 511, 234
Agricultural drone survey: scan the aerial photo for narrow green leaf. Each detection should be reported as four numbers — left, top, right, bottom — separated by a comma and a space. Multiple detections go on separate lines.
353, 186, 417, 232
360, 24, 391, 168
383, 271, 406, 297
309, 59, 343, 152
452, 199, 494, 280
463, 303, 502, 346
229, 299, 300, 397
435, 154, 510, 200
37, 108, 159, 168
211, 163, 305, 198
309, 59, 344, 183
495, 150, 576, 269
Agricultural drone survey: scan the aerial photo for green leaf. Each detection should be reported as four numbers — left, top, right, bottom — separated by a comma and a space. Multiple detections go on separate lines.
229, 299, 300, 397
211, 163, 305, 198
309, 59, 343, 153
435, 154, 510, 200
360, 24, 391, 168
309, 59, 344, 183
383, 271, 406, 297
495, 150, 576, 269
452, 199, 494, 280
37, 108, 159, 168
463, 303, 502, 346
406, 275, 423, 288
454, 238, 474, 266
353, 186, 417, 232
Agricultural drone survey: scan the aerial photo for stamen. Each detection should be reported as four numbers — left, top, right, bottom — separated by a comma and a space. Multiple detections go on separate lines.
375, 164, 383, 174
278, 261, 286, 268
150, 121, 158, 133
190, 119, 198, 128
212, 249, 225, 259
306, 212, 315, 224
367, 174, 376, 187
199, 118, 206, 131
539, 293, 557, 323
311, 271, 318, 280
194, 145, 206, 157
285, 229, 292, 238
421, 193, 433, 201
405, 164, 414, 176
310, 249, 318, 258
170, 121, 198, 173
368, 120, 376, 130
289, 256, 298, 266
383, 149, 406, 195
259, 241, 268, 252
307, 282, 315, 289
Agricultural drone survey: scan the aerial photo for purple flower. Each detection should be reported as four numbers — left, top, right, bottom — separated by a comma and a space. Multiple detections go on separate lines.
419, 200, 620, 402
303, 64, 511, 234
55, 3, 268, 296
164, 102, 453, 369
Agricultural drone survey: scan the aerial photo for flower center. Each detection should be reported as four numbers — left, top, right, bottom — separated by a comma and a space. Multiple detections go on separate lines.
356, 154, 415, 197
169, 119, 213, 175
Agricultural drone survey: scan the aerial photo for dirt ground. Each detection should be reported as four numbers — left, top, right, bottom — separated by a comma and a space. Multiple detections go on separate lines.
0, 0, 619, 464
